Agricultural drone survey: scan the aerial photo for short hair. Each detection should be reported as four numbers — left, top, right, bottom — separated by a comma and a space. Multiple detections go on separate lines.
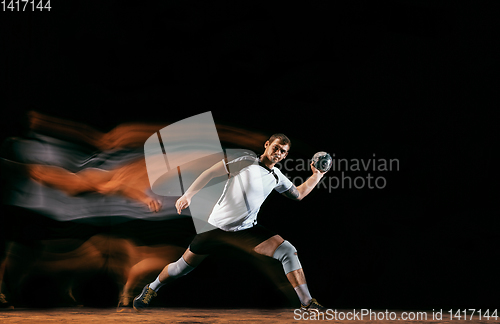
268, 133, 291, 149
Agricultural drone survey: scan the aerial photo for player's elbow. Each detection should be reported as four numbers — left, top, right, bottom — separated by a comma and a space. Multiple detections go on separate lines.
282, 189, 302, 201
295, 187, 307, 201
296, 194, 305, 201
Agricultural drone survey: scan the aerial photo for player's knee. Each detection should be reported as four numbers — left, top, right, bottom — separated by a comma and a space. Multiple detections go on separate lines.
167, 256, 195, 279
272, 240, 302, 274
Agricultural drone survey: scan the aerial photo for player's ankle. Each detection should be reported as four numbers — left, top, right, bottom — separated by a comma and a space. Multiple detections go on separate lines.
149, 276, 165, 292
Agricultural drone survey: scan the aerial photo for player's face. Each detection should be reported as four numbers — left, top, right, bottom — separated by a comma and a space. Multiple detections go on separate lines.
264, 139, 289, 163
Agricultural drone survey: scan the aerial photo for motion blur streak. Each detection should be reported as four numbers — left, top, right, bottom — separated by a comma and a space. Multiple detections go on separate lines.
2, 235, 188, 307
1, 111, 267, 223
0, 112, 292, 308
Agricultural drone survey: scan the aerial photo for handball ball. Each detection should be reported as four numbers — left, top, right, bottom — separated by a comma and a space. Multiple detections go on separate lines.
312, 151, 332, 172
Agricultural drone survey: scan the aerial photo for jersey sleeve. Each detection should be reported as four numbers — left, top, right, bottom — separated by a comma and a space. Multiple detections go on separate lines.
273, 168, 293, 193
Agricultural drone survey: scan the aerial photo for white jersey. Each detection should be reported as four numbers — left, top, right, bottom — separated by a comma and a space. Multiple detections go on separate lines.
207, 152, 293, 231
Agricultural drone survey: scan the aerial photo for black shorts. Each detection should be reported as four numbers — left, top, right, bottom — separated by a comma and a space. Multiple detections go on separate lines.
188, 224, 277, 255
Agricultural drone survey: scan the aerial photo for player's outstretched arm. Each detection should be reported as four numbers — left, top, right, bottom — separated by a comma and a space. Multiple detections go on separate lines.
175, 160, 228, 214
282, 162, 326, 201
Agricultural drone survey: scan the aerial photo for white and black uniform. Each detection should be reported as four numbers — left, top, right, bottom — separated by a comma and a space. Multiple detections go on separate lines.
189, 152, 293, 255
208, 153, 293, 231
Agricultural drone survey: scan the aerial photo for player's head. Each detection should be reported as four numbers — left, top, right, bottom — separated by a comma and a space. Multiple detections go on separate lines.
263, 133, 290, 164
267, 133, 291, 149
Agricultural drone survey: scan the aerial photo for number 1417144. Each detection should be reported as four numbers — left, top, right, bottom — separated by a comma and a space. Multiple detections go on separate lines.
2, 0, 51, 11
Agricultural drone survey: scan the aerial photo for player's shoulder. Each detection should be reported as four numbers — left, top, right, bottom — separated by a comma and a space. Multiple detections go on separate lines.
271, 166, 286, 176
271, 166, 291, 184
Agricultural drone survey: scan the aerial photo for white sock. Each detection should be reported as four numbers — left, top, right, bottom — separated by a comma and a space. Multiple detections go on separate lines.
294, 284, 312, 305
149, 276, 165, 292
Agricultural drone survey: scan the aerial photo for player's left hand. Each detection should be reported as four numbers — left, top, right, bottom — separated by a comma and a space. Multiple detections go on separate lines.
310, 162, 327, 175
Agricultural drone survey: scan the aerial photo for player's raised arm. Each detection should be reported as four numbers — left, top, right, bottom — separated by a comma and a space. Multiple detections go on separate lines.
175, 160, 228, 214
281, 152, 331, 201
281, 162, 325, 201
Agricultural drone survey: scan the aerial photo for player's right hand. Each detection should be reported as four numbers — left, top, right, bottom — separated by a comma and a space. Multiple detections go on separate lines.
175, 195, 191, 214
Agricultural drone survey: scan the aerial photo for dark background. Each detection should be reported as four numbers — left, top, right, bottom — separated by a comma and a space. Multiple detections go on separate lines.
0, 0, 497, 310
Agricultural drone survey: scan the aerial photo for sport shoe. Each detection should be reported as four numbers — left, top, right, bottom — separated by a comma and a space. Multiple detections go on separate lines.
133, 284, 157, 311
300, 298, 325, 312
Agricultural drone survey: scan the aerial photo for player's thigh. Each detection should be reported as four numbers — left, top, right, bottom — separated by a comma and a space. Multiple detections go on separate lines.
253, 234, 285, 257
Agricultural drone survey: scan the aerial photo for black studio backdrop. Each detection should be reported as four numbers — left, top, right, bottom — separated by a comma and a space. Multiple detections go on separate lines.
0, 1, 498, 309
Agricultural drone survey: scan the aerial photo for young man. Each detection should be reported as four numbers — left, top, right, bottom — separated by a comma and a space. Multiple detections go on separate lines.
133, 134, 327, 311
